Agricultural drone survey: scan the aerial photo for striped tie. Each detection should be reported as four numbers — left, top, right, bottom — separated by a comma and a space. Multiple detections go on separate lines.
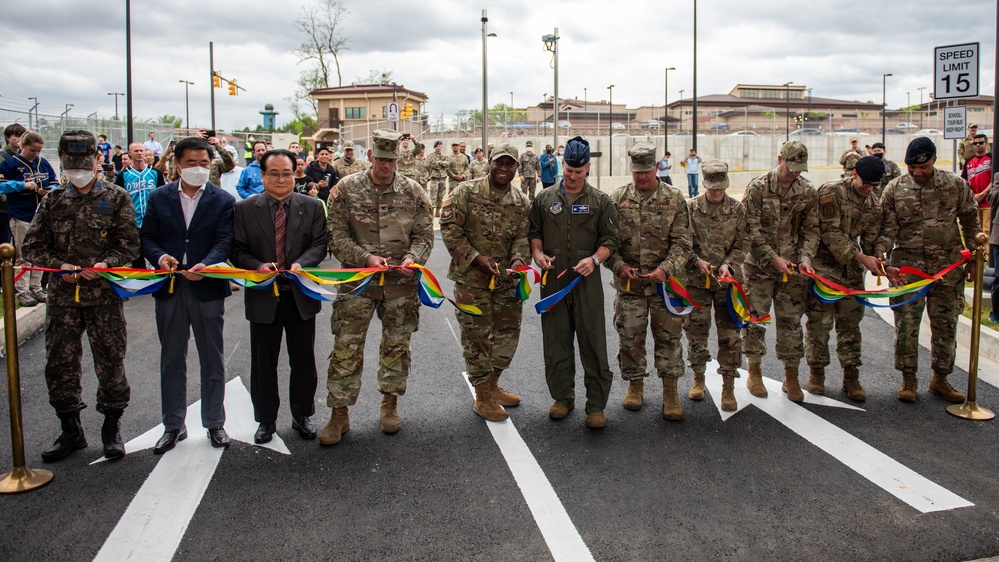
274, 200, 286, 270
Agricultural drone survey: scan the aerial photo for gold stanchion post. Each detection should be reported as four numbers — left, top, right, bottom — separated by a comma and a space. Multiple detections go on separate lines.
0, 243, 53, 493
948, 232, 996, 421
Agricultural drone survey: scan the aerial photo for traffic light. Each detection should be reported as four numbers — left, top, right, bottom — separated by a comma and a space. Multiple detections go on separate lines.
213, 71, 221, 88
405, 103, 414, 120
228, 79, 237, 96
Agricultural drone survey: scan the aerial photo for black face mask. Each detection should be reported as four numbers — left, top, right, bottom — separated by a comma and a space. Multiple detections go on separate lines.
873, 152, 884, 160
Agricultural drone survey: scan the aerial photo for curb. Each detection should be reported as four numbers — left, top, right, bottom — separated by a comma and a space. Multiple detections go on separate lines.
957, 313, 999, 365
0, 303, 46, 354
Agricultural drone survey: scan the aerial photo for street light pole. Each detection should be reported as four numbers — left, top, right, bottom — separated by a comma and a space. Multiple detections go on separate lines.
679, 90, 685, 136
784, 81, 793, 142
125, 0, 133, 145
107, 92, 124, 120
542, 29, 559, 151
664, 66, 675, 152
178, 80, 194, 130
692, 0, 698, 153
882, 73, 892, 145
27, 97, 38, 130
917, 86, 926, 129
481, 10, 496, 151
608, 84, 615, 177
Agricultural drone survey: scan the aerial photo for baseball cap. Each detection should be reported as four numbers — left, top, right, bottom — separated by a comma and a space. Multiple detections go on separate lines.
371, 129, 401, 160
780, 141, 808, 172
628, 141, 656, 172
58, 130, 97, 170
342, 140, 355, 149
489, 142, 519, 163
701, 160, 730, 190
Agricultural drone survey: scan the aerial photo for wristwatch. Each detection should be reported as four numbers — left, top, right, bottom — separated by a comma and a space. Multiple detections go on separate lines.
590, 255, 601, 266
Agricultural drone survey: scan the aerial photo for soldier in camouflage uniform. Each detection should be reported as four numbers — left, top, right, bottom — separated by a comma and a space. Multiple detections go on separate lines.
607, 141, 692, 420
871, 142, 901, 199
447, 141, 470, 195
804, 157, 885, 402
332, 140, 367, 180
396, 134, 421, 182
440, 143, 530, 422
469, 148, 489, 179
322, 129, 435, 445
530, 136, 620, 429
743, 140, 820, 402
957, 122, 978, 170
875, 137, 980, 403
427, 140, 450, 216
682, 160, 748, 412
839, 137, 864, 178
414, 146, 430, 190
22, 130, 140, 462
519, 141, 541, 200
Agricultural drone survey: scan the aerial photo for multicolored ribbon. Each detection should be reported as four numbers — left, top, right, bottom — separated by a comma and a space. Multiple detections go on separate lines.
653, 276, 702, 315
535, 270, 582, 314
801, 249, 971, 309
716, 275, 772, 328
507, 265, 541, 302
406, 264, 483, 316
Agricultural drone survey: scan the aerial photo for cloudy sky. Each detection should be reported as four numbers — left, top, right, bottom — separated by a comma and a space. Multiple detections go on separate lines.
1, 0, 995, 132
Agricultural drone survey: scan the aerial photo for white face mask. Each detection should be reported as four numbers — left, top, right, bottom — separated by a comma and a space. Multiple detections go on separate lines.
65, 169, 95, 188
179, 166, 210, 187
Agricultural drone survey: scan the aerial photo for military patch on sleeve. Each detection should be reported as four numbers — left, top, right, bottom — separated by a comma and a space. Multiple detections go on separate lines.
549, 201, 563, 215
440, 208, 454, 221
820, 194, 836, 219
442, 197, 452, 207
329, 184, 340, 200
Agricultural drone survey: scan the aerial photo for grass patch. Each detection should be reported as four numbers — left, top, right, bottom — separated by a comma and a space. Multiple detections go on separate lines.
962, 304, 999, 331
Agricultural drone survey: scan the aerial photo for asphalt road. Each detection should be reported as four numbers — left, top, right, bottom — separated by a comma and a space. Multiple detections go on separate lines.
1, 232, 998, 561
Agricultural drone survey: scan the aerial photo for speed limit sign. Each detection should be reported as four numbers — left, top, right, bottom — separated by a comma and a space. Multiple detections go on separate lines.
934, 42, 979, 100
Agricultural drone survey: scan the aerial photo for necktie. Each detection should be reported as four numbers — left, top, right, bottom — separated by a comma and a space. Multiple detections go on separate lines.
274, 200, 286, 270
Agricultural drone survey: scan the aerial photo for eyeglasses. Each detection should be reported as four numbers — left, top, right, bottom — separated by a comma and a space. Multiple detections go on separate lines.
972, 141, 986, 146
264, 172, 294, 180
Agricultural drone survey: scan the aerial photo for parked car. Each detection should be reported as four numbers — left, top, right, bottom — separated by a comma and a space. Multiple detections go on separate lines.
897, 122, 917, 130
728, 130, 759, 137
710, 124, 731, 131
610, 122, 626, 130
790, 128, 822, 136
879, 128, 906, 135
914, 129, 942, 135
826, 128, 869, 136
557, 120, 572, 130
641, 120, 662, 130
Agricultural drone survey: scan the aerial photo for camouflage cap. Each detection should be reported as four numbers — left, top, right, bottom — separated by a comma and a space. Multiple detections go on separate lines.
780, 140, 808, 172
525, 141, 533, 147
970, 122, 979, 128
489, 142, 518, 163
58, 130, 97, 170
701, 160, 730, 190
342, 140, 355, 149
628, 141, 657, 172
371, 129, 401, 160
850, 136, 858, 142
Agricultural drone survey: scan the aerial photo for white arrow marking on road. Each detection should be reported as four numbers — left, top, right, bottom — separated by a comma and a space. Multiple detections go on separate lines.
93, 377, 289, 562
703, 360, 973, 513
440, 315, 594, 562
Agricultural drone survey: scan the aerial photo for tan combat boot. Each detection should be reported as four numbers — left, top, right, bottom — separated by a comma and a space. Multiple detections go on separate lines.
897, 371, 918, 402
473, 382, 509, 422
782, 363, 804, 402
747, 363, 768, 398
489, 372, 521, 407
688, 368, 706, 401
662, 377, 683, 421
319, 407, 350, 446
720, 375, 738, 411
623, 379, 644, 411
841, 365, 866, 402
380, 394, 401, 434
549, 401, 574, 420
928, 372, 966, 403
806, 366, 825, 395
585, 411, 606, 429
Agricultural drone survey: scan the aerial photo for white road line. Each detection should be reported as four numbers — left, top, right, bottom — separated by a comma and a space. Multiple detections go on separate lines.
93, 379, 288, 562
442, 315, 595, 562
703, 360, 973, 513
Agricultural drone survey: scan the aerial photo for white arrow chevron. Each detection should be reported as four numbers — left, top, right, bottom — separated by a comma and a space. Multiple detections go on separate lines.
703, 360, 972, 513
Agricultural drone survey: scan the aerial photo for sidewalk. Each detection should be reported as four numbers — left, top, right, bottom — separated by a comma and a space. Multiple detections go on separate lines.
0, 302, 46, 356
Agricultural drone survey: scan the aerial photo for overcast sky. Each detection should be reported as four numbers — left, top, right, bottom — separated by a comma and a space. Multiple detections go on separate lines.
1, 0, 995, 132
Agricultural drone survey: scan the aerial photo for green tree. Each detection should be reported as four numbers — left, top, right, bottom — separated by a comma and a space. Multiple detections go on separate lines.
293, 0, 350, 117
157, 114, 183, 128
467, 103, 528, 127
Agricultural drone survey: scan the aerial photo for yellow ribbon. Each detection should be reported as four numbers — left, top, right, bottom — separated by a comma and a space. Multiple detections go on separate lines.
169, 275, 175, 294
626, 278, 630, 292
379, 272, 385, 286
542, 269, 548, 287
489, 275, 495, 290
74, 284, 80, 303
273, 282, 279, 298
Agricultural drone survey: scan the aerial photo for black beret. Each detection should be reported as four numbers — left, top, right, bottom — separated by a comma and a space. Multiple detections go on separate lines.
854, 156, 886, 183
904, 137, 936, 165
871, 142, 885, 150
434, 140, 443, 147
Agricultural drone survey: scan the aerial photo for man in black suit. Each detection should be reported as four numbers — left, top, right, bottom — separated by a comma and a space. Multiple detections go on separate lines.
231, 149, 328, 444
141, 136, 236, 453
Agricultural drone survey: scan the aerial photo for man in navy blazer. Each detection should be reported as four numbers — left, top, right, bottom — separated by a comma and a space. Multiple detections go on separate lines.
230, 149, 328, 445
140, 136, 236, 453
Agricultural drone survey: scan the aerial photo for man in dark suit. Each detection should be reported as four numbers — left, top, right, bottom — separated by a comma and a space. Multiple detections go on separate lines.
231, 149, 328, 444
141, 136, 236, 453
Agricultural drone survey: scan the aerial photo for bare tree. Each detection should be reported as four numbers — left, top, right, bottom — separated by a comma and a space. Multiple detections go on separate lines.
294, 0, 349, 115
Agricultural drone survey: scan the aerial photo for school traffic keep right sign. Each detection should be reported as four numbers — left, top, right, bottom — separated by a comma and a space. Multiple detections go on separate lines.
934, 43, 979, 100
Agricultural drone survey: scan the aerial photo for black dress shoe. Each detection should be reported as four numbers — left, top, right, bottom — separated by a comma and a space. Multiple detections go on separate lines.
153, 428, 187, 455
292, 416, 317, 440
254, 423, 277, 444
207, 427, 230, 448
